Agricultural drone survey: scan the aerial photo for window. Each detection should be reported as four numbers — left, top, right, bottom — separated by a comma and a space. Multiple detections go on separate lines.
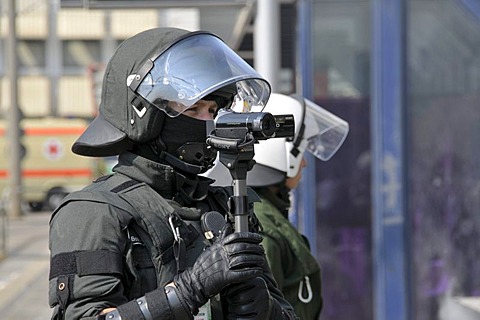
62, 40, 101, 71
18, 40, 46, 71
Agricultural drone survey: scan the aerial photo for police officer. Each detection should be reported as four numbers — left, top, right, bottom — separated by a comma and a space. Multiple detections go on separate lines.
205, 93, 349, 319
48, 28, 297, 320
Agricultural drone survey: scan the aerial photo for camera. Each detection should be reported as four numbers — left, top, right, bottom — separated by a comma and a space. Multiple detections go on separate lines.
205, 109, 295, 232
207, 109, 295, 143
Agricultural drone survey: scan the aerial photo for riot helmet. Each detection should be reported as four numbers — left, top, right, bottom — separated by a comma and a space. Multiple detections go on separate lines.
72, 27, 271, 166
203, 93, 349, 186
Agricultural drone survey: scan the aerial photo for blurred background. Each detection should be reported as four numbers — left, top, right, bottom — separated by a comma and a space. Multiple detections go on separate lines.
0, 0, 480, 319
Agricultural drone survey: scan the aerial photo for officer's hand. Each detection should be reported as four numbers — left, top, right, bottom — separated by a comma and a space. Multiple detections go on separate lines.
224, 277, 279, 319
173, 224, 266, 315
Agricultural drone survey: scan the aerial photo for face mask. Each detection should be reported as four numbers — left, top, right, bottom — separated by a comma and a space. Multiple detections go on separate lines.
160, 114, 216, 170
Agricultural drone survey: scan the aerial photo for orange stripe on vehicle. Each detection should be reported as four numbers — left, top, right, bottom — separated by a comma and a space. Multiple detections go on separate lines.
23, 169, 92, 177
0, 169, 92, 177
24, 127, 86, 135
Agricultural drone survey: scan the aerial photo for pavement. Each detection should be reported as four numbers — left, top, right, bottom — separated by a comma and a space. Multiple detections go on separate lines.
0, 211, 52, 320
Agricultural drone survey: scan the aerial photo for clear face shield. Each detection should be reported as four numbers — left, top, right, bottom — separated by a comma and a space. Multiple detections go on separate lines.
285, 98, 349, 176
302, 99, 349, 161
127, 32, 271, 117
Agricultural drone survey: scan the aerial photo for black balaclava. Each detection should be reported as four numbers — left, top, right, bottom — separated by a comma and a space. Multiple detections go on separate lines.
130, 106, 217, 206
162, 113, 209, 155
159, 113, 217, 173
149, 86, 235, 175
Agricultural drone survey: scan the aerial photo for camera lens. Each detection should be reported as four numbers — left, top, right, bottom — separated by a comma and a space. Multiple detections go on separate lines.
212, 110, 278, 140
260, 114, 276, 137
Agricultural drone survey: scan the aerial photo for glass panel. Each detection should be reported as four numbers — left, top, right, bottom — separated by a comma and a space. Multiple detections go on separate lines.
408, 1, 480, 319
312, 2, 372, 320
313, 2, 370, 99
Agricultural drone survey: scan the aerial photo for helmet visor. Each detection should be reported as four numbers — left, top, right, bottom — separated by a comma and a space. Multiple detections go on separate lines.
304, 99, 349, 161
132, 33, 270, 117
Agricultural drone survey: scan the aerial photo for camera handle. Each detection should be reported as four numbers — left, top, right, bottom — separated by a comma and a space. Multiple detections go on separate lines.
206, 135, 256, 232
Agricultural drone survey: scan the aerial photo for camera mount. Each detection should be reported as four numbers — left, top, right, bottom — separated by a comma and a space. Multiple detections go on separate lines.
206, 133, 256, 232
206, 110, 294, 232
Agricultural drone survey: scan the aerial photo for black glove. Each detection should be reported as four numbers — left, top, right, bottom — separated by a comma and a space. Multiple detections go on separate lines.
174, 224, 266, 315
224, 277, 291, 320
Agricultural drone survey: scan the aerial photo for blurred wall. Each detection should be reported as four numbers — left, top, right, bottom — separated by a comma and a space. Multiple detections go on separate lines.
0, 0, 194, 118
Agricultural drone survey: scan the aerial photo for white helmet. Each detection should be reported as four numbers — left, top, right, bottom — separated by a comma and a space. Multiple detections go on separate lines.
203, 93, 349, 186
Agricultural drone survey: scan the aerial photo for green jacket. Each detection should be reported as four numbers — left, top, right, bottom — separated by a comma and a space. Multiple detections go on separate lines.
254, 192, 322, 320
48, 151, 295, 320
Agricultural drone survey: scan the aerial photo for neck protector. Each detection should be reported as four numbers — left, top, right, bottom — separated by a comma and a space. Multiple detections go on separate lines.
114, 151, 214, 204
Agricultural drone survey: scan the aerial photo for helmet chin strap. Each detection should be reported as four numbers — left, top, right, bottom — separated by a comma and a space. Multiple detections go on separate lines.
143, 136, 216, 176
162, 151, 205, 175
134, 140, 206, 175
153, 112, 218, 174
289, 95, 307, 158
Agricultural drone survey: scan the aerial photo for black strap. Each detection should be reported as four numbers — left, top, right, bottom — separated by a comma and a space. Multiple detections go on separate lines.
117, 299, 145, 320
136, 296, 153, 320
163, 286, 190, 320
49, 250, 123, 280
288, 94, 307, 157
111, 180, 142, 193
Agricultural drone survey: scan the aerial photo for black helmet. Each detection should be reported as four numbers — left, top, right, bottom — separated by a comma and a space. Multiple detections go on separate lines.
72, 27, 270, 157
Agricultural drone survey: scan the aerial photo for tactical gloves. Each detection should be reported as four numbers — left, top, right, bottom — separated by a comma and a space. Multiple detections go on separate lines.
224, 277, 296, 320
96, 224, 298, 320
173, 224, 266, 315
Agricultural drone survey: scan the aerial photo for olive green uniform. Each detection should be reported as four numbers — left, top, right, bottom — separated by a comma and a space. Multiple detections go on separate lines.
254, 190, 323, 320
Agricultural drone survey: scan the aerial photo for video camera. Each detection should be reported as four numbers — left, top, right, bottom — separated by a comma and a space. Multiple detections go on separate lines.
205, 109, 295, 232
206, 109, 295, 152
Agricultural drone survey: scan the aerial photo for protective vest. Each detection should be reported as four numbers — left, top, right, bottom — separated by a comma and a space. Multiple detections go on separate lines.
49, 172, 257, 319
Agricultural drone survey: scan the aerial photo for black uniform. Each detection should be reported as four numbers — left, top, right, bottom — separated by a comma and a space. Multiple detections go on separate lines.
49, 152, 295, 319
